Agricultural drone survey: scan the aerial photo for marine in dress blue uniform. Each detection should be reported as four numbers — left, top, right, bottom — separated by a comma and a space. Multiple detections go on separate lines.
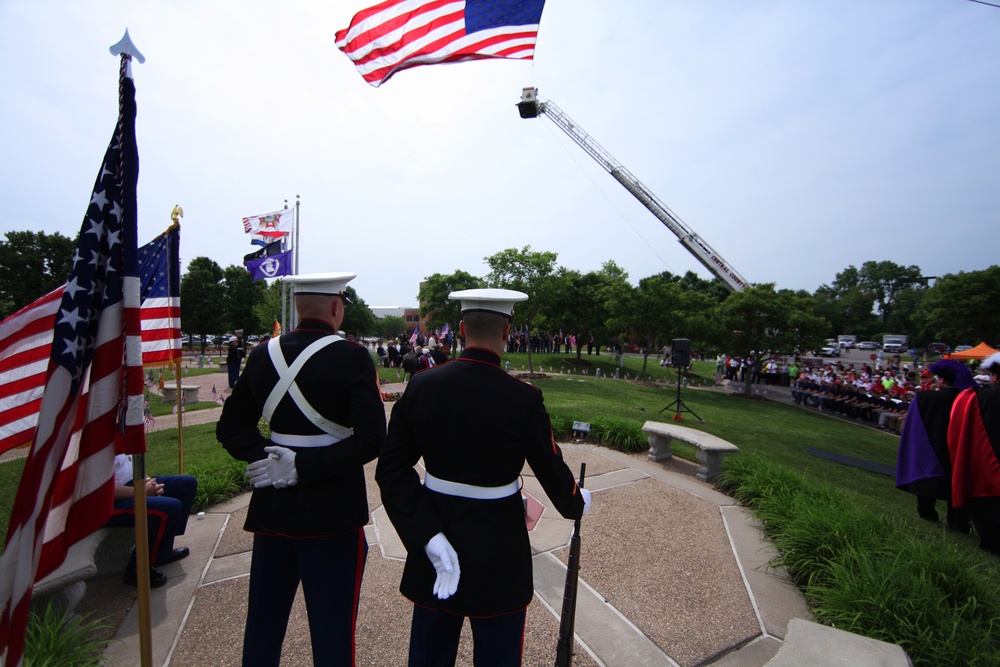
376, 289, 591, 667
216, 272, 386, 667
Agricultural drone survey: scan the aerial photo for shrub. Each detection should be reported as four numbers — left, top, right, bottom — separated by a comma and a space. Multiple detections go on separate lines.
589, 417, 645, 452
189, 458, 251, 513
720, 453, 1000, 666
23, 604, 110, 667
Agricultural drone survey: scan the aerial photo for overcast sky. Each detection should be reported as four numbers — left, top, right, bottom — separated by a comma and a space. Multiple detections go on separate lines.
1, 0, 997, 308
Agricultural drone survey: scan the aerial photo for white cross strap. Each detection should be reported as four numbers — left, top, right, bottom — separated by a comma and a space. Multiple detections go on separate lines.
263, 336, 354, 441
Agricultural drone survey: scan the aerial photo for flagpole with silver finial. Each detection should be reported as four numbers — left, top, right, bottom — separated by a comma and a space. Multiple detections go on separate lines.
109, 29, 153, 667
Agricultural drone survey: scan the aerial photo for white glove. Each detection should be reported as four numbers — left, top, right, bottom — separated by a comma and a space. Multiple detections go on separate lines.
424, 532, 460, 600
245, 445, 298, 489
581, 488, 592, 515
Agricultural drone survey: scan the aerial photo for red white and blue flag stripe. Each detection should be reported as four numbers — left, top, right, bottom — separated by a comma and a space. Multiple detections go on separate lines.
137, 225, 181, 366
336, 0, 546, 87
0, 60, 146, 667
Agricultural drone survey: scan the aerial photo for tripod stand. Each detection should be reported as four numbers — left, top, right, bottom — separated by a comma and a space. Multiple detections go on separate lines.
659, 369, 704, 423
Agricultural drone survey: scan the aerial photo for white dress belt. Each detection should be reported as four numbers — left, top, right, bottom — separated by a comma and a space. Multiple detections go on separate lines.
270, 432, 344, 448
423, 472, 520, 500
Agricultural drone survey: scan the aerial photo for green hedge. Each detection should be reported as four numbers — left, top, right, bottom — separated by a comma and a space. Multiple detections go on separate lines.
718, 454, 1000, 666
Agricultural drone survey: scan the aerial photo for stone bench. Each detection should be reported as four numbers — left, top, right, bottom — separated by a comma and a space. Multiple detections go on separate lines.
161, 384, 199, 404
642, 421, 740, 483
31, 526, 134, 617
766, 618, 913, 666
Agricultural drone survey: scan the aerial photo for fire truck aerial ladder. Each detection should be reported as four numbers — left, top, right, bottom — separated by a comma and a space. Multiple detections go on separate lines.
517, 87, 749, 292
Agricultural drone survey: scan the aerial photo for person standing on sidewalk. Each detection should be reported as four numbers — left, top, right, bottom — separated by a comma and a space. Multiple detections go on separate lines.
226, 336, 242, 389
376, 288, 591, 667
216, 272, 386, 666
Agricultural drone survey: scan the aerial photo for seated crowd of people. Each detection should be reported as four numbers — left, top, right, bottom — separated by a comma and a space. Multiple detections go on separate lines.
789, 362, 918, 433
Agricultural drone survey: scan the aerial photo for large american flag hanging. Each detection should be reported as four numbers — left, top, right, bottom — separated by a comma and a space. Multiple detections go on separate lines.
0, 225, 179, 452
336, 0, 546, 87
0, 59, 146, 667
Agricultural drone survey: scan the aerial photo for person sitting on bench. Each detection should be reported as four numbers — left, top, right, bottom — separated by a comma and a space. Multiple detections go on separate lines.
105, 454, 198, 588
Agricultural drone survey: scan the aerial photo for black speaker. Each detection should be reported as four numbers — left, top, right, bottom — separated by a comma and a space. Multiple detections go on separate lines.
671, 338, 691, 368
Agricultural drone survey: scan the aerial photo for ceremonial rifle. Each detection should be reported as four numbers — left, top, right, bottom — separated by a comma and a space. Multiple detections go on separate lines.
554, 462, 586, 667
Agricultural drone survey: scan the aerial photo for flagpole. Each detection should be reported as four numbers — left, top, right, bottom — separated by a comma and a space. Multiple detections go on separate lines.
294, 194, 300, 277
167, 209, 185, 474
290, 196, 300, 325
110, 29, 154, 667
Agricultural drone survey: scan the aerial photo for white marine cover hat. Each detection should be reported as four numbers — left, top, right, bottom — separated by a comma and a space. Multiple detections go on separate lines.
285, 272, 355, 301
449, 288, 528, 318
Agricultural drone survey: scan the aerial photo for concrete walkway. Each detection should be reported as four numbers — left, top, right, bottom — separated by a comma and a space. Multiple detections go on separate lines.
86, 373, 909, 666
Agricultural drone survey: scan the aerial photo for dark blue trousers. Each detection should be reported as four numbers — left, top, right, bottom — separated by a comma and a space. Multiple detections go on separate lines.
106, 474, 197, 565
408, 605, 527, 667
243, 529, 367, 667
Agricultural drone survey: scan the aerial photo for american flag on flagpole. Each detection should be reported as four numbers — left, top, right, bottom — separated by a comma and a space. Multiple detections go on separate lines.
137, 224, 181, 367
336, 0, 547, 87
0, 226, 179, 451
143, 393, 155, 431
0, 53, 146, 667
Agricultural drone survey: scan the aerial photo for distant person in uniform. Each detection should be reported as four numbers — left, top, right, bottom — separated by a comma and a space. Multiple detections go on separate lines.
376, 288, 592, 667
216, 272, 386, 666
227, 336, 242, 388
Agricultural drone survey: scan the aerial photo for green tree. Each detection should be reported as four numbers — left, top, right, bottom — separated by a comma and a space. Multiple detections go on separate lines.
223, 265, 265, 337
812, 283, 878, 340
484, 246, 559, 372
254, 279, 286, 335
376, 315, 408, 343
913, 267, 1000, 345
340, 286, 376, 338
0, 230, 76, 318
607, 272, 714, 377
180, 257, 225, 354
857, 261, 924, 329
418, 270, 482, 357
712, 284, 826, 396
550, 262, 631, 361
671, 270, 730, 304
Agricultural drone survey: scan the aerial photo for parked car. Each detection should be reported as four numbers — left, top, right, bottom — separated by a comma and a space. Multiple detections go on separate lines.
954, 345, 973, 353
857, 341, 879, 350
818, 344, 841, 357
927, 342, 950, 356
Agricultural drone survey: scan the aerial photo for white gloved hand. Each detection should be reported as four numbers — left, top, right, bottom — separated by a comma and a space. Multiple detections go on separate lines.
581, 488, 592, 516
424, 532, 460, 600
245, 445, 298, 489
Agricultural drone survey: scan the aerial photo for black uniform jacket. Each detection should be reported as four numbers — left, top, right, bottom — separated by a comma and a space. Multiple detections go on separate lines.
216, 320, 386, 537
376, 346, 584, 617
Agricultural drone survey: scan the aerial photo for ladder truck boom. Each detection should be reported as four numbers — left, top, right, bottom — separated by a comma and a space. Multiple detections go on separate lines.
517, 87, 749, 292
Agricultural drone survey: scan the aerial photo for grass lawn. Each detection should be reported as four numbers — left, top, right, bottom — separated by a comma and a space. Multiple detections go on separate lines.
377, 351, 719, 387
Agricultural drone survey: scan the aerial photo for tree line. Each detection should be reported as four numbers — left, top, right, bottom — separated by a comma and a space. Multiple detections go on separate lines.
1, 231, 997, 365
